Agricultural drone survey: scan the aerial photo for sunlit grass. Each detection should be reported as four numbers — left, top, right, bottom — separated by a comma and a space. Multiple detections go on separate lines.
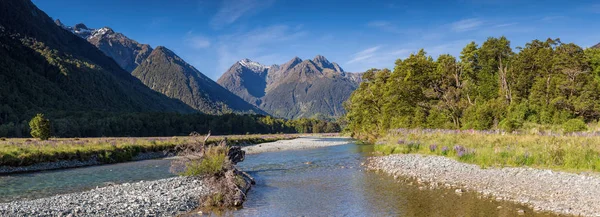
376, 130, 600, 173
0, 134, 299, 167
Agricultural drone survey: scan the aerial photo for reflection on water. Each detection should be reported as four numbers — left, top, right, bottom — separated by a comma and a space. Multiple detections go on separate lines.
232, 139, 555, 217
0, 159, 174, 202
0, 137, 558, 216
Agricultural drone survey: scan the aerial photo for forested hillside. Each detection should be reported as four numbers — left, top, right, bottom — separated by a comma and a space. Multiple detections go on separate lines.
0, 0, 197, 137
132, 47, 264, 115
345, 37, 600, 140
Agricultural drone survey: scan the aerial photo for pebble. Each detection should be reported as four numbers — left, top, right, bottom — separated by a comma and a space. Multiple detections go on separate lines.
367, 154, 600, 217
0, 152, 172, 174
242, 137, 350, 154
0, 177, 210, 217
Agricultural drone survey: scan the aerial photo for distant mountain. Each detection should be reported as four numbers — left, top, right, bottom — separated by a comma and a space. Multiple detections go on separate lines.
217, 56, 362, 119
593, 43, 600, 49
56, 21, 264, 115
132, 47, 265, 115
0, 0, 194, 131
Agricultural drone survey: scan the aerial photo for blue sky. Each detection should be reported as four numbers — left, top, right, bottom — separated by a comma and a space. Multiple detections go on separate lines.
33, 0, 600, 80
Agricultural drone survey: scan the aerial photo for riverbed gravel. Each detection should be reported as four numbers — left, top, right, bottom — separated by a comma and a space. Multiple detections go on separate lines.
0, 176, 210, 217
0, 152, 173, 174
368, 154, 600, 217
242, 137, 351, 154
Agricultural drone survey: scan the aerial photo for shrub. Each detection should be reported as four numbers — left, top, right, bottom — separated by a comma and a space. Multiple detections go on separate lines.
562, 119, 587, 133
181, 145, 228, 176
499, 118, 522, 132
29, 113, 51, 140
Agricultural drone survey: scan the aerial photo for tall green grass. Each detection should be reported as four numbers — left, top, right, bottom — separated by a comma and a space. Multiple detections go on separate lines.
0, 134, 298, 167
376, 131, 600, 172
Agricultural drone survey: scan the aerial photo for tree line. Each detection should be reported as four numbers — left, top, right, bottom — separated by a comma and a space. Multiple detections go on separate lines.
0, 112, 340, 138
345, 37, 600, 140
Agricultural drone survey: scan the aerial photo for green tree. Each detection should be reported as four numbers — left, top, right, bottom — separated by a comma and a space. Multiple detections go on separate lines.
585, 48, 600, 82
29, 113, 51, 140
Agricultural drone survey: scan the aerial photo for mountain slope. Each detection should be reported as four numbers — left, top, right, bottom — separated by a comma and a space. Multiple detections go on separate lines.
57, 22, 262, 115
0, 0, 194, 132
56, 20, 153, 73
593, 43, 600, 49
217, 56, 362, 119
132, 47, 264, 114
217, 59, 269, 106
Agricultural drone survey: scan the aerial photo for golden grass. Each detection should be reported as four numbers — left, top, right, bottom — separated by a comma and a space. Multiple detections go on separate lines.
376, 131, 600, 173
0, 134, 300, 167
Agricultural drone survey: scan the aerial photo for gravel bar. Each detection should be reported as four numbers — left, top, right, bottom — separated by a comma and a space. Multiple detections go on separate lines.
0, 176, 210, 217
242, 137, 352, 154
368, 154, 600, 217
0, 152, 172, 174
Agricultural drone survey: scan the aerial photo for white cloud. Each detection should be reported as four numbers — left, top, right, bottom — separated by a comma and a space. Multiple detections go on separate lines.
346, 46, 381, 64
185, 32, 211, 49
495, 22, 518, 28
210, 0, 275, 28
367, 21, 404, 34
540, 16, 566, 22
451, 18, 483, 32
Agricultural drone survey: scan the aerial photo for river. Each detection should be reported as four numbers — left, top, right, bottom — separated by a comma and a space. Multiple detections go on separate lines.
0, 138, 555, 216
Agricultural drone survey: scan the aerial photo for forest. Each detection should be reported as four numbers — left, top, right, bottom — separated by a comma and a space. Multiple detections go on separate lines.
0, 112, 340, 138
345, 37, 600, 140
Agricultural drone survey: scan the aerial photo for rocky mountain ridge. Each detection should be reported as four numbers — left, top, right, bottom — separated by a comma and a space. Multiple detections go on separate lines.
217, 56, 362, 119
55, 21, 263, 115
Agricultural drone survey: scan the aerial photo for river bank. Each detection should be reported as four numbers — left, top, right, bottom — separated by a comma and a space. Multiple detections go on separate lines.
242, 136, 351, 154
0, 134, 298, 174
0, 136, 346, 216
367, 154, 600, 216
0, 176, 210, 216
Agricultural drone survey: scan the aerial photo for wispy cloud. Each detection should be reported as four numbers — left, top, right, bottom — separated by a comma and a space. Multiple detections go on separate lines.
451, 18, 483, 32
185, 32, 211, 49
367, 21, 404, 34
210, 0, 275, 28
346, 46, 381, 64
494, 22, 518, 28
215, 24, 308, 75
540, 16, 566, 22
587, 4, 600, 13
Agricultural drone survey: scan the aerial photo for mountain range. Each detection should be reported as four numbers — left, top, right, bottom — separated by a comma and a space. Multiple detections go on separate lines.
593, 43, 600, 49
56, 21, 263, 115
56, 19, 362, 119
0, 0, 361, 128
217, 56, 362, 119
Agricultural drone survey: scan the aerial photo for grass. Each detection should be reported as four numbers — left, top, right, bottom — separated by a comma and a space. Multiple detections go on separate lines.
180, 145, 229, 177
0, 134, 302, 167
375, 129, 600, 173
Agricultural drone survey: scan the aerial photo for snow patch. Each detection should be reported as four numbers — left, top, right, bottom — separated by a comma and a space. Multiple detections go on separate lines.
238, 59, 270, 72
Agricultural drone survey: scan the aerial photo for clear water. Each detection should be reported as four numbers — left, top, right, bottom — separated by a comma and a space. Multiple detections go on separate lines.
232, 138, 555, 217
0, 159, 174, 202
0, 137, 557, 216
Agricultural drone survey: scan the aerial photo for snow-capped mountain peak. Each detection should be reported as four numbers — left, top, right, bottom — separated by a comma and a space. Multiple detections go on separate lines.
56, 20, 116, 40
238, 58, 270, 72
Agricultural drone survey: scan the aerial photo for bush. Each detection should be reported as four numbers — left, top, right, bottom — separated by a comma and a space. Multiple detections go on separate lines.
181, 145, 228, 176
499, 118, 522, 132
29, 113, 51, 140
562, 119, 587, 133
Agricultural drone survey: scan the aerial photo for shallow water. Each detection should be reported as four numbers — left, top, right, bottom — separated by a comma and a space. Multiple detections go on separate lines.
1, 137, 557, 216
0, 159, 174, 202
232, 137, 554, 217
